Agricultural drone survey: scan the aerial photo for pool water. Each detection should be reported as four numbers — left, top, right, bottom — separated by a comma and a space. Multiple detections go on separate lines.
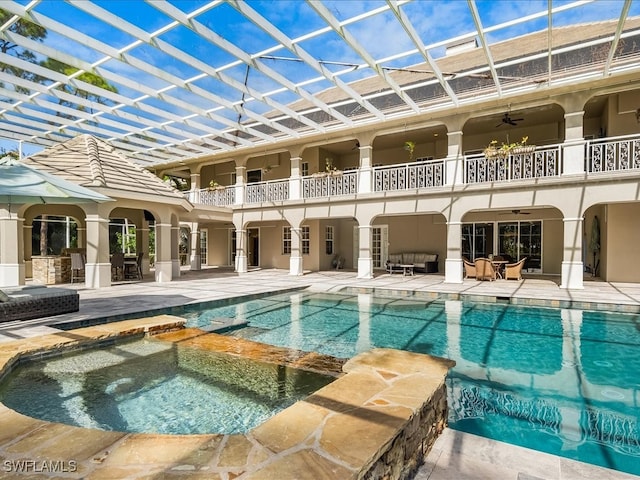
0, 338, 334, 434
181, 291, 640, 476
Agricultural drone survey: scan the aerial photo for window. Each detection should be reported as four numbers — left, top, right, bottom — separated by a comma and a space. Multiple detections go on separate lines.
283, 227, 291, 254
301, 162, 309, 176
247, 169, 262, 183
325, 226, 334, 255
302, 226, 310, 254
200, 228, 208, 265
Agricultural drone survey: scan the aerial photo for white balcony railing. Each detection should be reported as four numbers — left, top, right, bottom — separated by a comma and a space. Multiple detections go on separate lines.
302, 171, 358, 198
185, 136, 640, 206
464, 145, 562, 184
246, 179, 289, 204
587, 134, 640, 173
185, 186, 235, 206
374, 159, 445, 191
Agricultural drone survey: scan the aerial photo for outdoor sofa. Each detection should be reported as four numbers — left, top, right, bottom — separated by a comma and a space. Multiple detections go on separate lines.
0, 286, 79, 323
386, 253, 439, 274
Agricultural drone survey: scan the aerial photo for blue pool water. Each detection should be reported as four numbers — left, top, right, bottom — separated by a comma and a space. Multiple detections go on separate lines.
182, 291, 640, 476
0, 338, 333, 434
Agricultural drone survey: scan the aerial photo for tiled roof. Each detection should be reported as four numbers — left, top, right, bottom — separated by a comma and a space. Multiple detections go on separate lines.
21, 135, 184, 200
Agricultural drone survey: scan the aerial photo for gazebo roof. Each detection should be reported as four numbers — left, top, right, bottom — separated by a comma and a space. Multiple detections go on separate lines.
21, 134, 186, 202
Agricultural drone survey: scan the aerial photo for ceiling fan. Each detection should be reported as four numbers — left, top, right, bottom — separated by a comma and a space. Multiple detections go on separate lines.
499, 209, 531, 215
495, 112, 524, 128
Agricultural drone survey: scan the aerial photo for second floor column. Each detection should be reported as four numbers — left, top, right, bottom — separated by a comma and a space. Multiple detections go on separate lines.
189, 171, 201, 203
444, 220, 464, 284
289, 156, 302, 201
561, 217, 584, 289
234, 163, 246, 206
358, 143, 373, 194
563, 111, 586, 175
445, 130, 464, 186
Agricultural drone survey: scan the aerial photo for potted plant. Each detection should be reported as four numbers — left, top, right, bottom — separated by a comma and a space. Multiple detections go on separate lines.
511, 136, 535, 154
208, 180, 225, 191
325, 158, 342, 176
404, 141, 416, 161
483, 140, 499, 160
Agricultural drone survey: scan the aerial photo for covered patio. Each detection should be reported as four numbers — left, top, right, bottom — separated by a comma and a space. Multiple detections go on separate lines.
0, 134, 195, 288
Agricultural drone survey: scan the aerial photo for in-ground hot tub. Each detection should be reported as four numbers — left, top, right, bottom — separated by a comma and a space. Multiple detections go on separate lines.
0, 333, 339, 435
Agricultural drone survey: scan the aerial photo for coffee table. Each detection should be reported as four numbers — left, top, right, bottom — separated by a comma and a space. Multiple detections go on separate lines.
400, 264, 414, 276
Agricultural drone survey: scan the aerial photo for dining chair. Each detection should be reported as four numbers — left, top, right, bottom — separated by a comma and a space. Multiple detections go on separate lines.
70, 252, 85, 283
462, 257, 476, 279
505, 257, 527, 280
475, 258, 497, 281
124, 252, 144, 280
111, 253, 125, 281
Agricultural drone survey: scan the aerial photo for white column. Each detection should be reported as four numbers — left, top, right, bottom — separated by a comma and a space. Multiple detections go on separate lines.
445, 130, 464, 186
444, 221, 464, 284
23, 224, 33, 279
188, 172, 201, 203
234, 165, 246, 206
171, 225, 181, 278
562, 111, 586, 175
289, 156, 302, 201
0, 205, 24, 286
289, 226, 304, 276
357, 225, 373, 279
84, 211, 111, 288
358, 145, 373, 194
561, 217, 584, 289
189, 224, 201, 270
235, 228, 248, 273
154, 222, 174, 282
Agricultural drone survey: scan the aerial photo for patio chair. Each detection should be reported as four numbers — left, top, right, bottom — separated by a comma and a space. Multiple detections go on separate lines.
475, 258, 497, 281
124, 252, 144, 280
505, 257, 527, 280
70, 252, 85, 283
463, 258, 476, 279
111, 253, 125, 281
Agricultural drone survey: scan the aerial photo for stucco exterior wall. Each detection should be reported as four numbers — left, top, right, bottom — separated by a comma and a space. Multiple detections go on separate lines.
603, 203, 639, 282
542, 219, 563, 274
207, 225, 231, 266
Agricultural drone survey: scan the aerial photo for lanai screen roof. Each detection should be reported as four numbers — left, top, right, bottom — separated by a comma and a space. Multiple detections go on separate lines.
0, 1, 639, 167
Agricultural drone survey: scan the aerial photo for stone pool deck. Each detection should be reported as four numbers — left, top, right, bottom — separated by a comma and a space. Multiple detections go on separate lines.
1, 268, 640, 479
0, 315, 454, 479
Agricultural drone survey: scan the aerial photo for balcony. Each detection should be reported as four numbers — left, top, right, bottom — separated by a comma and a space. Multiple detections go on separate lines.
185, 134, 640, 207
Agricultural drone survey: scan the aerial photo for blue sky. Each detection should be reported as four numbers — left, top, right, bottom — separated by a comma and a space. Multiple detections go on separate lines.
2, 0, 638, 160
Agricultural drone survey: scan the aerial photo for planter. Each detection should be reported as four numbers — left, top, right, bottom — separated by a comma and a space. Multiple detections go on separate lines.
483, 146, 499, 160
511, 145, 536, 154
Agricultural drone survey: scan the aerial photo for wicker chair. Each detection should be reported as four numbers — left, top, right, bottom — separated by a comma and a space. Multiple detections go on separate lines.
70, 252, 85, 283
505, 257, 527, 280
475, 258, 497, 281
111, 253, 125, 281
463, 258, 476, 279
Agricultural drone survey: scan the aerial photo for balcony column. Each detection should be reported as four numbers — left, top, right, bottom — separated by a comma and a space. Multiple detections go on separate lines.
234, 163, 246, 206
445, 130, 464, 186
289, 226, 304, 276
562, 111, 586, 175
289, 156, 302, 201
0, 205, 24, 286
234, 228, 248, 273
358, 144, 373, 194
356, 225, 373, 279
189, 171, 201, 203
444, 220, 464, 284
561, 217, 584, 289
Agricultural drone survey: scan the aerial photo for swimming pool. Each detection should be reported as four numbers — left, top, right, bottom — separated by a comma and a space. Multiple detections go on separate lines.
181, 291, 640, 476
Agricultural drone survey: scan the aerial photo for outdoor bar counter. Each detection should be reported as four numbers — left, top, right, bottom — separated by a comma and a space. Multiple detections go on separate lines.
31, 255, 71, 285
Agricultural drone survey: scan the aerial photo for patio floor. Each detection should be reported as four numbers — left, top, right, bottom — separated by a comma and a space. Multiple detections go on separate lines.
1, 268, 639, 480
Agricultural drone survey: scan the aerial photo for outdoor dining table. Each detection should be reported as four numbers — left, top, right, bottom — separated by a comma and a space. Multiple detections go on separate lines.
491, 260, 509, 279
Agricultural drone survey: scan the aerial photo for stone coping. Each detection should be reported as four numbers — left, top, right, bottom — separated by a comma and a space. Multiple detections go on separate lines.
0, 316, 454, 479
340, 286, 640, 313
